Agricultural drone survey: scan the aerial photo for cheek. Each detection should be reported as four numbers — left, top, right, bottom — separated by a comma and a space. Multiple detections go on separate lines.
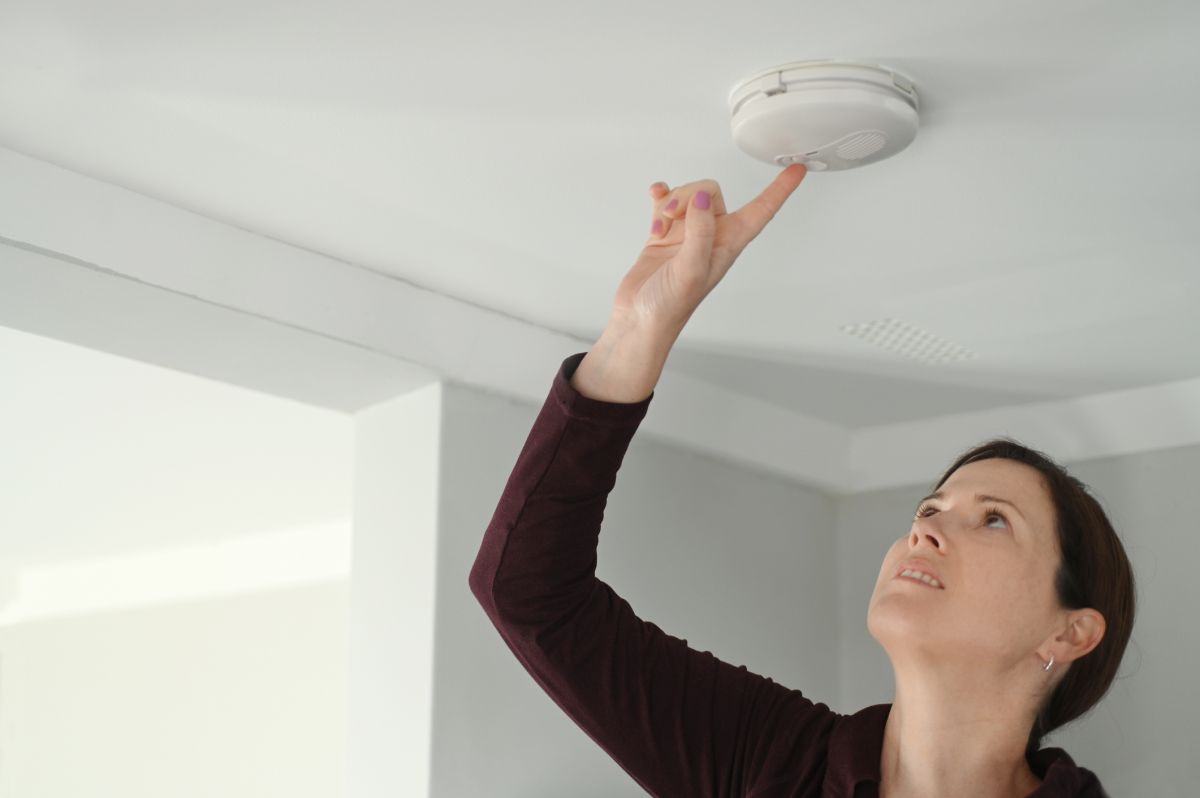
874, 538, 907, 581
963, 565, 1051, 634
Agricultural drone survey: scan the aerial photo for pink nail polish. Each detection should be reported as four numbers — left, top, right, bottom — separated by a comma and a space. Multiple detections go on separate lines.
695, 191, 711, 210
666, 198, 678, 211
652, 219, 663, 235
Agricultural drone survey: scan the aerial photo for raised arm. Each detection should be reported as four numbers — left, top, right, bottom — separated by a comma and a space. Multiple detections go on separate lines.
469, 167, 845, 796
469, 346, 840, 797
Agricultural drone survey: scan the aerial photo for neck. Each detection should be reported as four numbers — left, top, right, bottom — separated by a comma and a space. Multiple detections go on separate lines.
879, 655, 1044, 798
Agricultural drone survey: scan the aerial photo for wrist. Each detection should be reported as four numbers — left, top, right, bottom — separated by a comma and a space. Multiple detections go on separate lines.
571, 323, 675, 404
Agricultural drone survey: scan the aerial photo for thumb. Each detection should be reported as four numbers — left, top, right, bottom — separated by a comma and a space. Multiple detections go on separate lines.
676, 190, 716, 270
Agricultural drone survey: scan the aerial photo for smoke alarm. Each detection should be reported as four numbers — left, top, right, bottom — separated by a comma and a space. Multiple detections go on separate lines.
728, 60, 920, 171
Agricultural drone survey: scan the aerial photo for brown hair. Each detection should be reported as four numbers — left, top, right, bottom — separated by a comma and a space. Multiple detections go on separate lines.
928, 436, 1137, 756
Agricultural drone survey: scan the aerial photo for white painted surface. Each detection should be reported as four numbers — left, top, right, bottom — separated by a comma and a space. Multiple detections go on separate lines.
1, 0, 1197, 427
0, 150, 849, 494
0, 582, 349, 798
7, 149, 1200, 498
0, 324, 353, 565
0, 521, 349, 626
0, 325, 353, 797
3, 2, 1200, 495
349, 383, 441, 798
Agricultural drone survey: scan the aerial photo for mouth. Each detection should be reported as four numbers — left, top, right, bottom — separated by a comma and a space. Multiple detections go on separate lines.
897, 556, 940, 588
893, 571, 944, 589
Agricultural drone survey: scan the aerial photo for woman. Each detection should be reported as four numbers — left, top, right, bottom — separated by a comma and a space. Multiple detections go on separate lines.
469, 164, 1134, 797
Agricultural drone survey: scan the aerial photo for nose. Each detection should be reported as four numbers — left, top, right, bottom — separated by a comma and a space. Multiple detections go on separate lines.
910, 518, 945, 550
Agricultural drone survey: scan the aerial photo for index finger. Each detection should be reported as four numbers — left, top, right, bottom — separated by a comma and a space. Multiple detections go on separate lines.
727, 163, 807, 249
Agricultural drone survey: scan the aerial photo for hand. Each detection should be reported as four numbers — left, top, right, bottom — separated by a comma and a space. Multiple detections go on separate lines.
609, 163, 808, 336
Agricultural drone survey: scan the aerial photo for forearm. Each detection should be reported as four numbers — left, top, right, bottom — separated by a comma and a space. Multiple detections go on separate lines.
570, 321, 679, 404
469, 351, 651, 624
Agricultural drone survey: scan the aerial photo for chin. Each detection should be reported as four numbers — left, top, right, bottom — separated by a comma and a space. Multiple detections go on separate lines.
867, 595, 937, 644
870, 604, 962, 666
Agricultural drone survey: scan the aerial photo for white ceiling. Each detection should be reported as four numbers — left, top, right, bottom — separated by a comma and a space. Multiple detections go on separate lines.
1, 2, 1198, 437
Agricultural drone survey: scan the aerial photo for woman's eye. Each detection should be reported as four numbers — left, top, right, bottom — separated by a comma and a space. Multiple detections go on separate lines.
984, 511, 1008, 529
914, 504, 1008, 530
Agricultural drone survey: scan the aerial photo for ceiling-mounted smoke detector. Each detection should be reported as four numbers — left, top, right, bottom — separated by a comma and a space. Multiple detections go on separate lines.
728, 60, 920, 171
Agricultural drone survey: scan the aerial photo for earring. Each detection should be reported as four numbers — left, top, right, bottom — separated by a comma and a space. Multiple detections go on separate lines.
1043, 654, 1055, 673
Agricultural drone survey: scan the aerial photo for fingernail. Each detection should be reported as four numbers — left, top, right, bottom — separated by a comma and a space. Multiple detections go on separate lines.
652, 219, 663, 235
665, 198, 678, 212
695, 191, 711, 210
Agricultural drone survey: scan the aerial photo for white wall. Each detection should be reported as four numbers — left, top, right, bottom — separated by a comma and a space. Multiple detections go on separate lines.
835, 442, 1200, 796
0, 583, 349, 797
0, 326, 354, 571
0, 326, 353, 797
348, 382, 442, 798
439, 368, 841, 797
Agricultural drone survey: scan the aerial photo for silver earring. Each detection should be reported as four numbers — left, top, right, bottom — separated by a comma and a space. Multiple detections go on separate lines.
1043, 654, 1055, 673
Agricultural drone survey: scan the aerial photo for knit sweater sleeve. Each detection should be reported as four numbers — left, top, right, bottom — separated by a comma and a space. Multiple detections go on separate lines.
468, 351, 838, 797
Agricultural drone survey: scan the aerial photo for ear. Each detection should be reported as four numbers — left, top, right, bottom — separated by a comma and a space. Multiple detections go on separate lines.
1054, 608, 1106, 664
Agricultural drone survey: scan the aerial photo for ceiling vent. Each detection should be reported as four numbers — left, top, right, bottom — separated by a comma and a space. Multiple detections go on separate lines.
729, 60, 920, 171
840, 318, 978, 365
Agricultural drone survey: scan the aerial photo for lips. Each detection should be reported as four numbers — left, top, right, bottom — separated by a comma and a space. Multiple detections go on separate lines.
895, 558, 944, 588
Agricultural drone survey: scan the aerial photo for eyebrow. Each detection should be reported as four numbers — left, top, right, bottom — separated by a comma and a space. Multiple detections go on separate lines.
919, 490, 1026, 524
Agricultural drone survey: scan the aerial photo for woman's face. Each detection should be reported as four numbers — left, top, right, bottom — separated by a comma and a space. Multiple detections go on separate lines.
867, 458, 1064, 668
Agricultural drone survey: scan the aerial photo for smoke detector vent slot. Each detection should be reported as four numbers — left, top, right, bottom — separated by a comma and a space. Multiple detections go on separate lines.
840, 318, 979, 364
835, 131, 887, 160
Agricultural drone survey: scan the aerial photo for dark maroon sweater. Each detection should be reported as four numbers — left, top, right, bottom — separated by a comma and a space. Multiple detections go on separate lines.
469, 351, 1110, 797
